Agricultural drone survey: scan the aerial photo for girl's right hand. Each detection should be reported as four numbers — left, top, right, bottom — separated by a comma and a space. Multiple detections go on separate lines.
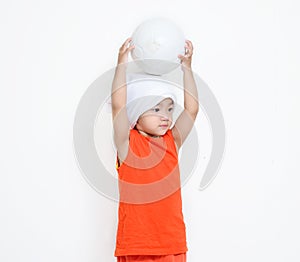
117, 37, 135, 65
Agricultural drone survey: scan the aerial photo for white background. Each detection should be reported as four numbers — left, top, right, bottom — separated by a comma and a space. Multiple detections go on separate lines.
1, 0, 300, 261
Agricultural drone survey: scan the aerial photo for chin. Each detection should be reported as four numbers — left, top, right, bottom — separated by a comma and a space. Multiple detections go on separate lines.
159, 129, 169, 135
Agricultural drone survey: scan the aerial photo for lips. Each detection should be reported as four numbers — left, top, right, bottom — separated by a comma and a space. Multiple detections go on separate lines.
159, 125, 168, 128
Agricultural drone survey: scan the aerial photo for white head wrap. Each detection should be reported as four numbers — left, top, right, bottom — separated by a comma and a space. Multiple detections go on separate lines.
106, 73, 178, 129
125, 73, 177, 129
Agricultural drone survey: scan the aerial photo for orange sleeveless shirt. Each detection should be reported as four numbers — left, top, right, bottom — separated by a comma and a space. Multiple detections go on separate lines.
114, 128, 188, 257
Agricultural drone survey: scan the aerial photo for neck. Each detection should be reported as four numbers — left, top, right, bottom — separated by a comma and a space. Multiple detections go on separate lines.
137, 130, 161, 138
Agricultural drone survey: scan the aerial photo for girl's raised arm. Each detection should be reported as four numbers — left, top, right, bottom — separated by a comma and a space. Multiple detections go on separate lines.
172, 40, 199, 149
111, 38, 135, 162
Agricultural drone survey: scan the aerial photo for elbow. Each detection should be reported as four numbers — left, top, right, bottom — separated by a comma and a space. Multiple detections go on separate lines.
185, 103, 199, 116
185, 107, 199, 120
191, 109, 199, 119
111, 100, 126, 111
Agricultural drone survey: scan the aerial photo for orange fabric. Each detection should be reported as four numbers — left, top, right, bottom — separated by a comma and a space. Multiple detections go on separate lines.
117, 253, 186, 261
114, 129, 188, 257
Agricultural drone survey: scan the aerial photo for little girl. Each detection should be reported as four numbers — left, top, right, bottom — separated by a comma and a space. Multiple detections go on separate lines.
111, 37, 199, 262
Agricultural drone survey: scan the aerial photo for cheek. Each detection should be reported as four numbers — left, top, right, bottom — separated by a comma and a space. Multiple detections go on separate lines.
144, 116, 162, 126
138, 115, 156, 125
147, 115, 160, 123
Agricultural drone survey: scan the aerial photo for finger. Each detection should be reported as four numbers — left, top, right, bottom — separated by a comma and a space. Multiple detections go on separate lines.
185, 40, 193, 51
186, 47, 192, 55
178, 54, 188, 61
187, 41, 193, 50
123, 37, 132, 47
185, 47, 193, 57
125, 45, 135, 54
187, 40, 194, 51
120, 37, 132, 50
186, 39, 192, 45
184, 45, 192, 54
178, 54, 184, 60
184, 49, 191, 57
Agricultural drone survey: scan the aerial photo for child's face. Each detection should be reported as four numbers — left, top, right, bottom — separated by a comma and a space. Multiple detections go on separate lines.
136, 98, 174, 136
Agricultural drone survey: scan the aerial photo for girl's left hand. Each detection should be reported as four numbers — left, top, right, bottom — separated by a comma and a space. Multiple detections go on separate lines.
178, 40, 193, 71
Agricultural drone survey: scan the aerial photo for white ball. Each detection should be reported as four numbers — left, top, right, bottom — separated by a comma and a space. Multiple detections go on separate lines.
130, 18, 185, 75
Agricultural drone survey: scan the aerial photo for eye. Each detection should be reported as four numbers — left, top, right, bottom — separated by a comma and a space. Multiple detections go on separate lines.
168, 107, 174, 112
153, 108, 160, 112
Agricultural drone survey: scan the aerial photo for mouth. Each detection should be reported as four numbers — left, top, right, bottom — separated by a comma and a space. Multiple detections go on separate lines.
159, 125, 169, 129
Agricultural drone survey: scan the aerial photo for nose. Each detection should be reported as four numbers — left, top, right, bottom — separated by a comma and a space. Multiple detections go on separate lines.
158, 109, 172, 122
160, 114, 170, 121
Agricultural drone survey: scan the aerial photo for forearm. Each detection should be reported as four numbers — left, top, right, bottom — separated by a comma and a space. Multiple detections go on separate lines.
183, 69, 199, 115
111, 64, 127, 110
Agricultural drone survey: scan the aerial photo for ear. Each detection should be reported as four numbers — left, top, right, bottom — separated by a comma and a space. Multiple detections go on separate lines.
135, 119, 140, 129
